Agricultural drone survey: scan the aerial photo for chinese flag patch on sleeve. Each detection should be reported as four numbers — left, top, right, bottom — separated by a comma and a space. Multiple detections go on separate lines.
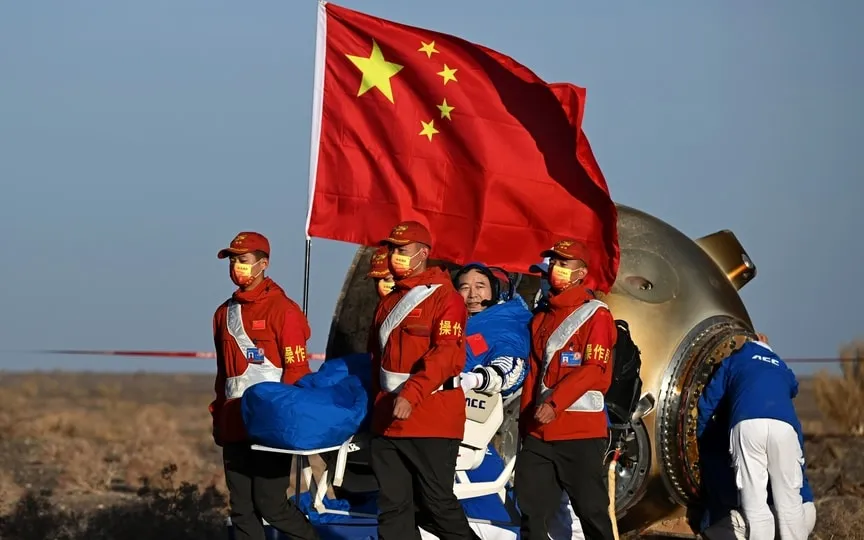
466, 333, 489, 356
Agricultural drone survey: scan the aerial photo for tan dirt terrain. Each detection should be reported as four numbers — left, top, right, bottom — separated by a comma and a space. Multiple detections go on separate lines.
0, 371, 861, 539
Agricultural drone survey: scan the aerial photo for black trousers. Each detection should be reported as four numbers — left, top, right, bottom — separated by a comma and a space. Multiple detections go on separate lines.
515, 435, 615, 540
223, 443, 320, 540
371, 435, 480, 540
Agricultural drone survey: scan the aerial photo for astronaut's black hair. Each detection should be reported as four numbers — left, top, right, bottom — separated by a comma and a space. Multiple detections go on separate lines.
453, 263, 515, 303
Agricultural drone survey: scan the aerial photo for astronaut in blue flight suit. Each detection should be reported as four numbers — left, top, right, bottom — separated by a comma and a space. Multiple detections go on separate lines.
453, 263, 532, 401
697, 334, 809, 540
452, 263, 585, 539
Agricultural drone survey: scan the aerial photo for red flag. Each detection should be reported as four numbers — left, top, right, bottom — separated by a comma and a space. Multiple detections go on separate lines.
305, 2, 619, 292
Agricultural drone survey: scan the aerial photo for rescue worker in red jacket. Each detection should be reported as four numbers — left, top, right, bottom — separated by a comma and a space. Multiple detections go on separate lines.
210, 231, 320, 540
368, 221, 479, 540
367, 245, 395, 298
515, 239, 617, 540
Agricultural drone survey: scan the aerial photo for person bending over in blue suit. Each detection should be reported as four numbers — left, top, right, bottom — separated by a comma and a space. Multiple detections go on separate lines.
698, 407, 816, 540
697, 334, 807, 540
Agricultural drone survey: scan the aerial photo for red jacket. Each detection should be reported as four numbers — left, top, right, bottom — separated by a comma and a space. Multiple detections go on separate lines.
520, 285, 616, 441
368, 266, 468, 439
210, 277, 312, 446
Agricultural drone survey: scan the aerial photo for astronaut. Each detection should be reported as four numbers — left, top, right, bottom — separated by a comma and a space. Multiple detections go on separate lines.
454, 263, 532, 400
453, 262, 590, 539
697, 334, 807, 540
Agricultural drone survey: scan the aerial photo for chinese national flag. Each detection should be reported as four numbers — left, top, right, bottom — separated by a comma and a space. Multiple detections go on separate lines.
305, 2, 619, 292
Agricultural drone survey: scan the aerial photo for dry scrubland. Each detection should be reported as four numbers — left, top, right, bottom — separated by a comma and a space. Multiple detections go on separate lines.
0, 346, 862, 540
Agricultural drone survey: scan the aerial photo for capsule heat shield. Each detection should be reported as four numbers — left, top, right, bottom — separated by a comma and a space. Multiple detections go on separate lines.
656, 317, 755, 505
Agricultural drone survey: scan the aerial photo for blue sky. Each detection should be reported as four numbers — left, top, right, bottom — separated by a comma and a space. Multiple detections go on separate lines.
1, 1, 861, 375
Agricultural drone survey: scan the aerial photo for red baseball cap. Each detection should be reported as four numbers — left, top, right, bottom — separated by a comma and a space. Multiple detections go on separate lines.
379, 220, 432, 247
541, 238, 590, 265
366, 246, 392, 279
217, 232, 271, 259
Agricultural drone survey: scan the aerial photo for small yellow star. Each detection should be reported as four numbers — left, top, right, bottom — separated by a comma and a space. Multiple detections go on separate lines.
418, 41, 439, 58
437, 99, 455, 120
419, 120, 439, 141
346, 40, 404, 103
437, 64, 458, 85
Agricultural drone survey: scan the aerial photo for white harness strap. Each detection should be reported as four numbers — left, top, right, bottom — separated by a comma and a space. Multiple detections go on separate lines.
538, 299, 608, 412
379, 368, 458, 395
377, 284, 459, 394
378, 284, 442, 352
380, 368, 412, 393
224, 300, 283, 400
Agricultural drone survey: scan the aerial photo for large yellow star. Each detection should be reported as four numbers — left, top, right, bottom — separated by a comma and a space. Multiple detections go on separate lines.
419, 120, 439, 141
418, 41, 439, 58
437, 64, 458, 85
346, 40, 404, 103
437, 99, 455, 120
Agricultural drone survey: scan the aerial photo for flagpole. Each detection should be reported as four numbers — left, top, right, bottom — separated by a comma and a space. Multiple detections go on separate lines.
301, 238, 312, 314
301, 0, 328, 318
292, 0, 328, 506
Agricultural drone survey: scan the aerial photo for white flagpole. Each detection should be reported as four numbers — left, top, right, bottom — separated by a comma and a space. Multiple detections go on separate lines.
301, 0, 328, 315
292, 0, 330, 506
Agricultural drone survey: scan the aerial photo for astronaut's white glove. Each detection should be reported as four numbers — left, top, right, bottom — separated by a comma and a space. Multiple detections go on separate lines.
460, 371, 483, 392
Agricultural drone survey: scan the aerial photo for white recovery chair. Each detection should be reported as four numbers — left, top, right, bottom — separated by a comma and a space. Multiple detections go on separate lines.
251, 388, 514, 517
453, 389, 515, 502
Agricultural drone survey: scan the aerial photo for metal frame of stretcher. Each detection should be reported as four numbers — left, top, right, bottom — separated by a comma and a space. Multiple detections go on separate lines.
250, 388, 518, 521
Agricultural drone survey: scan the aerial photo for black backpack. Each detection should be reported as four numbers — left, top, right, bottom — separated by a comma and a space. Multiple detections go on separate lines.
604, 320, 643, 424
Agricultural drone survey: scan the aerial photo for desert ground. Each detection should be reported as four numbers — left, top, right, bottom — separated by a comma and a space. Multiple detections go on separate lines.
0, 365, 862, 540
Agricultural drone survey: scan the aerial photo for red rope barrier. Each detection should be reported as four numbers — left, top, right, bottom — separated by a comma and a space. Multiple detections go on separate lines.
37, 349, 854, 364
41, 349, 326, 361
